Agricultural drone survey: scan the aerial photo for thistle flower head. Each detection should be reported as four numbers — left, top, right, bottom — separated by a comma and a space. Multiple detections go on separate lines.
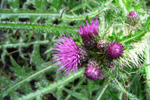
107, 42, 124, 58
52, 34, 80, 76
127, 11, 140, 26
84, 66, 104, 81
77, 18, 99, 40
77, 18, 99, 49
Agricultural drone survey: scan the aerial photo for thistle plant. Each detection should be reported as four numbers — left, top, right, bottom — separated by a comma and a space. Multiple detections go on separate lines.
0, 0, 150, 100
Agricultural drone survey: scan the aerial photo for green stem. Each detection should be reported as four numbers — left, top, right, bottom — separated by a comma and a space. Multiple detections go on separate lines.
96, 84, 108, 100
0, 40, 49, 49
109, 71, 139, 100
0, 22, 78, 33
120, 30, 148, 44
119, 92, 123, 100
109, 72, 127, 93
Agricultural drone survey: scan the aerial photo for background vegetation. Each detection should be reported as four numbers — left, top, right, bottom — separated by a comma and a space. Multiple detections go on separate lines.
0, 0, 150, 100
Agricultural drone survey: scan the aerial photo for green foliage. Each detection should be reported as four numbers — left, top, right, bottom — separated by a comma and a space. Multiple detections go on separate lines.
0, 22, 79, 35
18, 69, 84, 100
143, 34, 150, 99
0, 0, 150, 100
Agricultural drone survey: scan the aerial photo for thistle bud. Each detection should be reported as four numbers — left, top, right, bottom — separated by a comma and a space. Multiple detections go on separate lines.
84, 66, 101, 80
87, 59, 100, 68
84, 59, 104, 80
127, 11, 140, 26
78, 45, 89, 63
107, 42, 123, 58
97, 39, 108, 49
77, 18, 99, 49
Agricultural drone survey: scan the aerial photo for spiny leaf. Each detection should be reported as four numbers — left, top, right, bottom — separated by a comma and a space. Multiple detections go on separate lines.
51, 0, 63, 10
87, 80, 94, 94
0, 22, 79, 34
109, 70, 139, 100
0, 10, 59, 19
61, 0, 113, 21
94, 84, 108, 100
10, 56, 32, 79
119, 30, 149, 44
8, 0, 19, 10
119, 32, 149, 68
0, 63, 54, 98
0, 40, 49, 49
31, 0, 49, 11
63, 88, 88, 100
17, 69, 84, 100
65, 78, 85, 100
31, 45, 44, 70
0, 77, 14, 100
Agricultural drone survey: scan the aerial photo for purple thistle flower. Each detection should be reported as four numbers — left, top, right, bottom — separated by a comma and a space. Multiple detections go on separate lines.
84, 59, 104, 80
78, 18, 99, 40
84, 66, 104, 81
77, 18, 99, 49
107, 42, 123, 58
127, 11, 140, 26
52, 34, 80, 76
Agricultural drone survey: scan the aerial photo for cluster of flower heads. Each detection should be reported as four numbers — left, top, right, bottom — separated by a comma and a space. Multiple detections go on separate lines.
53, 11, 140, 81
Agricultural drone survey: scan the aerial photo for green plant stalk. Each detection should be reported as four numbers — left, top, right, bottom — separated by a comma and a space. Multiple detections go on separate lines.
119, 92, 123, 100
0, 64, 55, 98
109, 72, 126, 93
0, 0, 113, 21
0, 40, 49, 49
120, 31, 148, 44
0, 8, 98, 21
61, 9, 100, 21
1, 11, 99, 21
0, 22, 78, 33
0, 12, 59, 16
17, 69, 84, 100
96, 84, 108, 100
109, 71, 139, 100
